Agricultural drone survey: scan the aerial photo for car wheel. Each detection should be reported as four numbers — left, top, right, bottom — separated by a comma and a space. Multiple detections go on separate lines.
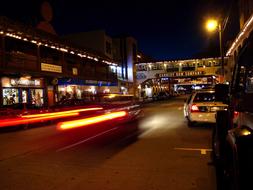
187, 120, 195, 127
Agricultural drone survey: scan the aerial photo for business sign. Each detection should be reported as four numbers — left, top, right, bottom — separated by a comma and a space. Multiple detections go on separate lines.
157, 71, 205, 78
2, 77, 42, 87
41, 63, 62, 73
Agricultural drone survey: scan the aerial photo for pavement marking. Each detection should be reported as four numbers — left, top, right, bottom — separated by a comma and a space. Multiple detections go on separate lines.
56, 127, 118, 152
174, 147, 212, 155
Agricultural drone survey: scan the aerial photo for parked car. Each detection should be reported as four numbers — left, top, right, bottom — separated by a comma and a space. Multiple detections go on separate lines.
51, 98, 94, 110
184, 89, 227, 127
153, 91, 170, 101
171, 91, 179, 97
213, 41, 253, 189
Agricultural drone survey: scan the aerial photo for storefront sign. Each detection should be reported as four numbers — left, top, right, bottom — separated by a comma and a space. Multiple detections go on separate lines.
2, 77, 42, 87
157, 71, 205, 78
41, 63, 62, 73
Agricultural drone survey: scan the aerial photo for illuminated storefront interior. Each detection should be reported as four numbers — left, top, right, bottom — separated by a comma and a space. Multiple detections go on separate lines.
1, 77, 44, 106
57, 78, 118, 101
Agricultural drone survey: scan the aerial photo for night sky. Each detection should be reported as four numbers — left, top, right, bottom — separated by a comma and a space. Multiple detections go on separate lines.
0, 0, 234, 60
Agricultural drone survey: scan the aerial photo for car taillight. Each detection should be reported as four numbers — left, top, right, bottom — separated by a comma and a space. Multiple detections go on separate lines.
234, 111, 239, 117
191, 104, 199, 112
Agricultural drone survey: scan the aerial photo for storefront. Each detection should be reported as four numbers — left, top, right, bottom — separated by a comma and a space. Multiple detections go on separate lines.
57, 78, 118, 101
1, 77, 45, 107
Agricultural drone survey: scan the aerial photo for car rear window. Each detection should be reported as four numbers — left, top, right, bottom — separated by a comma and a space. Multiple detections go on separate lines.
193, 92, 215, 102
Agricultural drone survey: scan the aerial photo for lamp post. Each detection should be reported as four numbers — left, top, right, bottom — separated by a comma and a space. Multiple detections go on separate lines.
206, 19, 225, 82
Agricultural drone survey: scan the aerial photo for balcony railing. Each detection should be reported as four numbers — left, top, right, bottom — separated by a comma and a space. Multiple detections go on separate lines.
1, 50, 117, 82
5, 52, 37, 71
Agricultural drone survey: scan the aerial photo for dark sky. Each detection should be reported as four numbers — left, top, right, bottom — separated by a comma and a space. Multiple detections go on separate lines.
0, 0, 234, 60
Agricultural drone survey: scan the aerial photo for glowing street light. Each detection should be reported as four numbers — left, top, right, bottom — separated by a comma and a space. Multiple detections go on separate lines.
205, 18, 224, 82
206, 19, 218, 32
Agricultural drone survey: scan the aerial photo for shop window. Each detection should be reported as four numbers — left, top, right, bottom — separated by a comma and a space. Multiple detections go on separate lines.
2, 88, 19, 105
31, 89, 44, 106
58, 85, 82, 101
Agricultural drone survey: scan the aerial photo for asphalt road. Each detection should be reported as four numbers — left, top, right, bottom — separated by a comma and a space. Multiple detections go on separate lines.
0, 97, 216, 190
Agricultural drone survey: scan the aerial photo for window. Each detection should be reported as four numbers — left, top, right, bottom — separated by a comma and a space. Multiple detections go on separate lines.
2, 88, 19, 105
31, 89, 44, 106
197, 62, 203, 67
237, 65, 246, 91
193, 92, 215, 102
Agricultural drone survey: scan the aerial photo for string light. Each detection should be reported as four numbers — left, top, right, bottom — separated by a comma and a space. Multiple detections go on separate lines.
1, 29, 116, 66
226, 14, 253, 56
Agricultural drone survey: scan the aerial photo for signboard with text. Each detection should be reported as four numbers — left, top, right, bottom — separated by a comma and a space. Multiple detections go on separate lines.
157, 71, 205, 78
41, 63, 62, 73
1, 77, 43, 87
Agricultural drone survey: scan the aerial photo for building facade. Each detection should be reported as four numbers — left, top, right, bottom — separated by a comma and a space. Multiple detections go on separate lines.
113, 36, 137, 95
226, 0, 253, 82
65, 31, 138, 95
136, 57, 228, 98
0, 17, 117, 108
64, 30, 114, 60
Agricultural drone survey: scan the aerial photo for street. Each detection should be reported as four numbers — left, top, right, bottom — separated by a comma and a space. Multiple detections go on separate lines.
0, 97, 216, 190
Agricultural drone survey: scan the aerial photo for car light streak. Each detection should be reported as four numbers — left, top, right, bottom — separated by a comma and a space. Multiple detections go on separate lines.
0, 113, 79, 128
57, 111, 127, 130
21, 107, 103, 118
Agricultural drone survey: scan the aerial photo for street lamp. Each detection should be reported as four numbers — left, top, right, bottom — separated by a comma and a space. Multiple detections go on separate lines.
205, 19, 225, 82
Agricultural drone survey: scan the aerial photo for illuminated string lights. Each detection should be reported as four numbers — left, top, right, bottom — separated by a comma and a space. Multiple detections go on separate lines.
59, 48, 68, 52
226, 14, 253, 56
0, 30, 117, 65
57, 111, 127, 130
